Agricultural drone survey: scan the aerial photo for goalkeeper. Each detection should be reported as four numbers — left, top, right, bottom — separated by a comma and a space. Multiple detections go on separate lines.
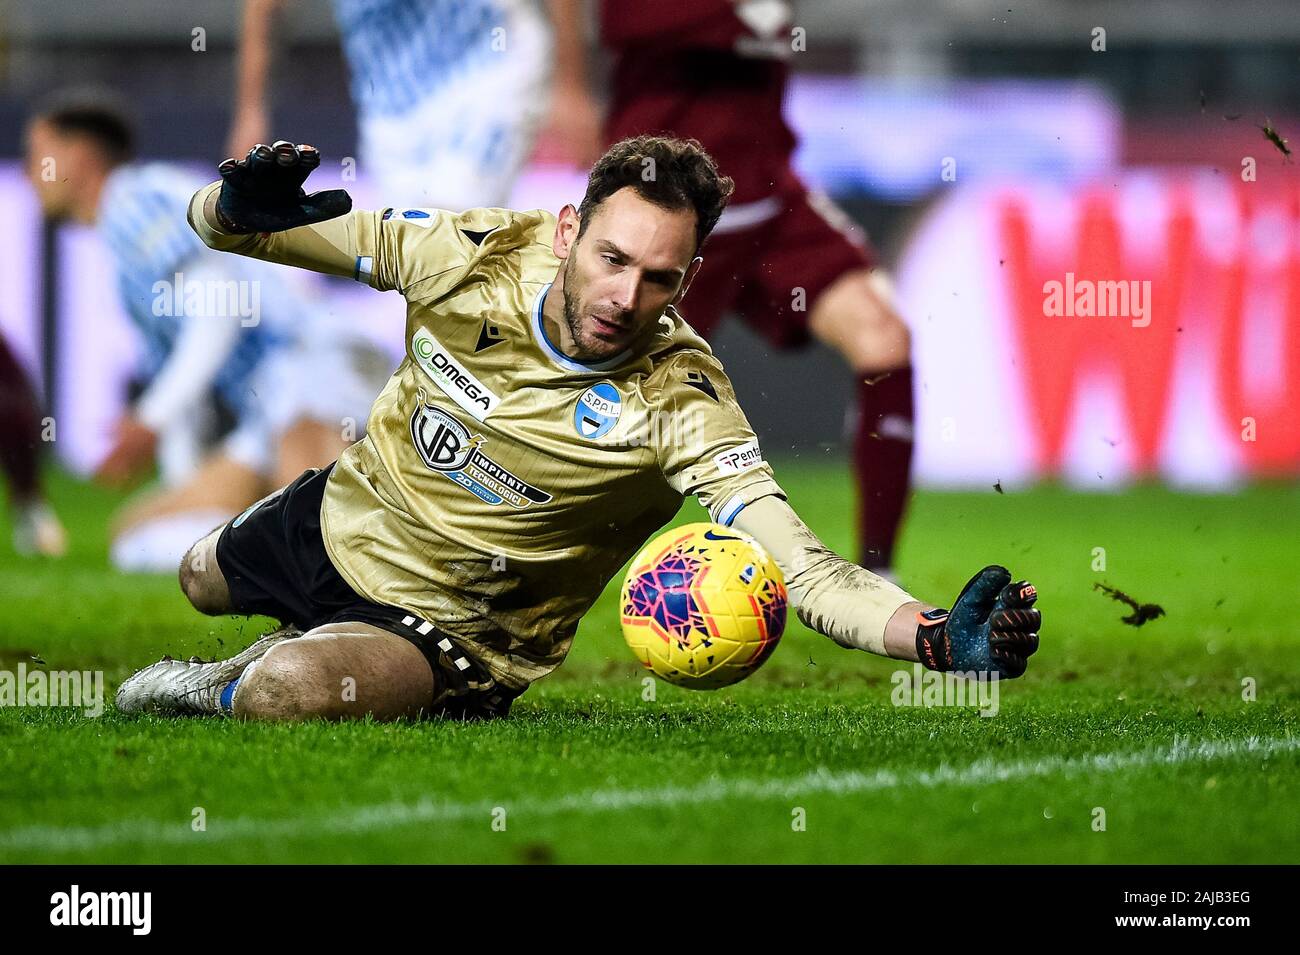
117, 137, 1041, 721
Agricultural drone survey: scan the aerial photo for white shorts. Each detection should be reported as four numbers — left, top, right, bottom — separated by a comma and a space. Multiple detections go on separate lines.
357, 4, 552, 209
223, 336, 390, 477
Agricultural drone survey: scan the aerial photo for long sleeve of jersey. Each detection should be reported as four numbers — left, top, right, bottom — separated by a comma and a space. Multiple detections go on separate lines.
187, 181, 479, 303
732, 495, 917, 656
642, 344, 917, 655
647, 347, 786, 525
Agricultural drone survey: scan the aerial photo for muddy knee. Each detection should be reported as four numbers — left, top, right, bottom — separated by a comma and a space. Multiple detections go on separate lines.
233, 624, 436, 721
178, 528, 232, 615
233, 642, 335, 720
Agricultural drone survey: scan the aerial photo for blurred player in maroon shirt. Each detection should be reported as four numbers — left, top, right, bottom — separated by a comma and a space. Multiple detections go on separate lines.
0, 331, 66, 557
550, 0, 914, 575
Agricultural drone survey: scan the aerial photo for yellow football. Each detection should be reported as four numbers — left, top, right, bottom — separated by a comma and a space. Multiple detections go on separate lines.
620, 523, 787, 690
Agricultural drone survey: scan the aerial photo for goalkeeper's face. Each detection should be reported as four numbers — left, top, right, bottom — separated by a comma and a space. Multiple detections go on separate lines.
558, 188, 702, 361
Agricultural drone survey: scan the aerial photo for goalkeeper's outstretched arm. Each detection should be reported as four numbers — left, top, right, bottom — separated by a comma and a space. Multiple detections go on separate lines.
189, 177, 361, 279
187, 141, 440, 295
733, 496, 1042, 678
733, 495, 923, 657
187, 142, 357, 273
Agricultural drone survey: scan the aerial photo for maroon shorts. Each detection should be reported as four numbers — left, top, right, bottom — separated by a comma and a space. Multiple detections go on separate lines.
681, 174, 876, 348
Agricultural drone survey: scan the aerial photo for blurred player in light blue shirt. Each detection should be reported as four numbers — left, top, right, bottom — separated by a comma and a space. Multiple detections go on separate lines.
25, 92, 384, 571
97, 162, 291, 453
226, 0, 592, 208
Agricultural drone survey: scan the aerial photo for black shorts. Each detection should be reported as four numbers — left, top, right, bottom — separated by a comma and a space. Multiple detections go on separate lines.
215, 465, 518, 720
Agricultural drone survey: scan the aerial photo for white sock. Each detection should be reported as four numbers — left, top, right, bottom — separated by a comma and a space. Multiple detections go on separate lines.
110, 509, 232, 574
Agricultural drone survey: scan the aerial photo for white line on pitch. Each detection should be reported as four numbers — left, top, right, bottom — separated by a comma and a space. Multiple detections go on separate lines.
0, 734, 1294, 854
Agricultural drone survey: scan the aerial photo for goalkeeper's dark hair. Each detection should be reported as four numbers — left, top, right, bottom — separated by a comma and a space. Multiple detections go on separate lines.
33, 88, 136, 166
578, 135, 734, 251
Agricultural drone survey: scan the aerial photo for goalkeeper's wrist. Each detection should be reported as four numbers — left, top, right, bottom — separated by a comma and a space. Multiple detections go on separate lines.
914, 607, 952, 671
194, 183, 244, 238
214, 199, 244, 234
189, 183, 245, 248
882, 600, 934, 660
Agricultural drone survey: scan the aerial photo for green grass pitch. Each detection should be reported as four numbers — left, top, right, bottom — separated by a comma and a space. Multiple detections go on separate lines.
0, 463, 1297, 863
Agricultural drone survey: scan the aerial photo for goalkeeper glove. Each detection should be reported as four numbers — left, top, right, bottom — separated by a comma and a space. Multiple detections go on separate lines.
214, 141, 351, 234
916, 565, 1041, 678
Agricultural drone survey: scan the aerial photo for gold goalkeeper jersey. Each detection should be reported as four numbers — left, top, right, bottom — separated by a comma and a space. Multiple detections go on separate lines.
189, 188, 785, 690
